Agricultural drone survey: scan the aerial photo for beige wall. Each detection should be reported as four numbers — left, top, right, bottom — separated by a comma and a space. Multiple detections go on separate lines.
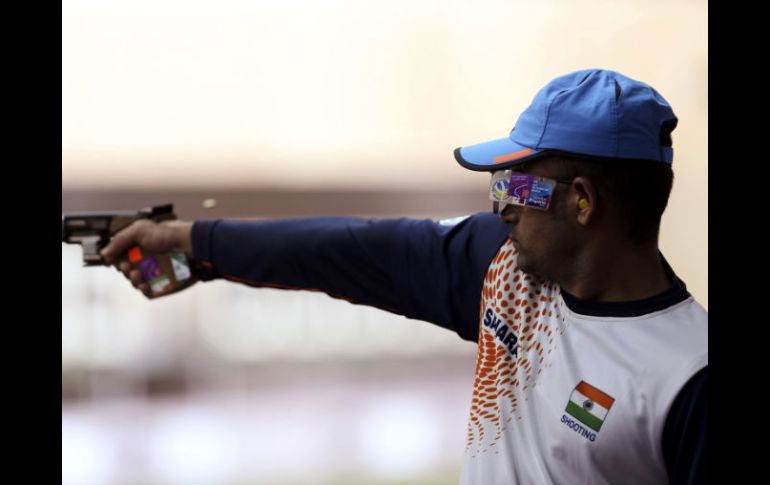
62, 0, 707, 306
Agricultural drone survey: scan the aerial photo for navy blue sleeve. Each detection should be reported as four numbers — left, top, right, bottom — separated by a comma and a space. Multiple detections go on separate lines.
190, 213, 508, 341
662, 366, 708, 485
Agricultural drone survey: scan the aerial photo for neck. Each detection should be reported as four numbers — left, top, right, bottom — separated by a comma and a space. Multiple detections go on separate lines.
558, 238, 672, 302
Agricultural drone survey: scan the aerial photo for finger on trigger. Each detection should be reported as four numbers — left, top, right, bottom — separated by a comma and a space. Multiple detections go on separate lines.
101, 223, 136, 262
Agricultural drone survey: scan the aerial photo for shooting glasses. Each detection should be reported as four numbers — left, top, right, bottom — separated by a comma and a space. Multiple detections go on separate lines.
489, 170, 573, 214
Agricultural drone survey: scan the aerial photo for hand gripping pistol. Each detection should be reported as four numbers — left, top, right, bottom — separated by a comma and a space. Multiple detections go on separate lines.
62, 203, 198, 298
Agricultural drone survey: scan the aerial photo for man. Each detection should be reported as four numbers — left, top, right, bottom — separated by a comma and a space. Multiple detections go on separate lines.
101, 69, 707, 484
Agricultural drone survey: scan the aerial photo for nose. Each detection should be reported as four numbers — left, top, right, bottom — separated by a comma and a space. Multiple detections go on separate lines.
500, 204, 520, 224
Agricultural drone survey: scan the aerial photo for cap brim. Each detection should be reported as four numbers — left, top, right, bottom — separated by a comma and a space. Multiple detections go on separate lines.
454, 137, 544, 172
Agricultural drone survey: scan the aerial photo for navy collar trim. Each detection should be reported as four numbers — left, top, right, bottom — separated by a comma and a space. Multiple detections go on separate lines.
559, 253, 691, 318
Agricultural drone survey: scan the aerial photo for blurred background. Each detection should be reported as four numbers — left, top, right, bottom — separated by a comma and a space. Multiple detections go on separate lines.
62, 0, 707, 483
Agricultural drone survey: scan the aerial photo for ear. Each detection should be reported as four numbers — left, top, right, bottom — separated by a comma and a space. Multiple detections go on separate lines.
569, 176, 598, 226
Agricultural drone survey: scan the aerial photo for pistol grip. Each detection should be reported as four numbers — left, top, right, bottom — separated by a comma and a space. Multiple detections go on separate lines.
117, 245, 198, 298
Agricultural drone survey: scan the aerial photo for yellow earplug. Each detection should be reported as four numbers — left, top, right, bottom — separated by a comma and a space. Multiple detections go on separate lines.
578, 199, 589, 210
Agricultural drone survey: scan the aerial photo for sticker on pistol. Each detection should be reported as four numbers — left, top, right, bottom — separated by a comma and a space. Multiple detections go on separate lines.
127, 246, 143, 263
149, 275, 172, 294
170, 252, 191, 281
138, 255, 163, 281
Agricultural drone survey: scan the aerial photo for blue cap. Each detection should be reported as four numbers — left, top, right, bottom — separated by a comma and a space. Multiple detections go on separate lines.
454, 69, 678, 171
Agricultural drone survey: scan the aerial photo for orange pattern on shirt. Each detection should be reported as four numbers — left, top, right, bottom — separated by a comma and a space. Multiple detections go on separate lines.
465, 239, 568, 457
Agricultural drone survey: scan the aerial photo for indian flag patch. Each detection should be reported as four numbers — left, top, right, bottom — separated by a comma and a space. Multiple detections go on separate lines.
565, 381, 615, 432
